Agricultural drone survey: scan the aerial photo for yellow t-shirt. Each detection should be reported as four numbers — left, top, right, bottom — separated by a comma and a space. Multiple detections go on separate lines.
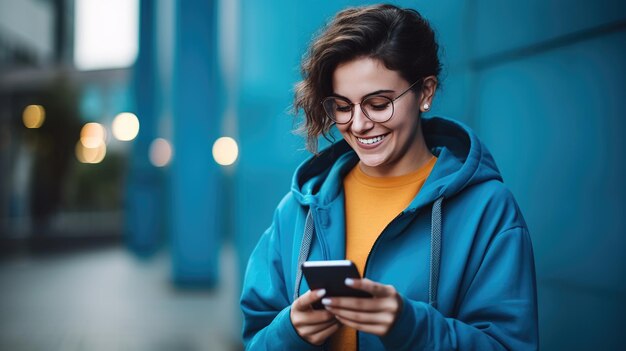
329, 156, 437, 351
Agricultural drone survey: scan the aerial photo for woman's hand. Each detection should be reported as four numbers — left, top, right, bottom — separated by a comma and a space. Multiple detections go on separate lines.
321, 278, 403, 336
290, 289, 340, 345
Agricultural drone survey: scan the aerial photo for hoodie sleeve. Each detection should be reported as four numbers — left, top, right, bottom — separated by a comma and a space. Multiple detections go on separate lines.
380, 226, 538, 350
239, 208, 321, 351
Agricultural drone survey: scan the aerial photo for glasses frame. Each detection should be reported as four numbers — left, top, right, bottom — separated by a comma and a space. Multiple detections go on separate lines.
321, 79, 421, 125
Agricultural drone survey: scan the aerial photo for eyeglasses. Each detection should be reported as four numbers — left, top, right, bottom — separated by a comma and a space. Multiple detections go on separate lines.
321, 80, 421, 124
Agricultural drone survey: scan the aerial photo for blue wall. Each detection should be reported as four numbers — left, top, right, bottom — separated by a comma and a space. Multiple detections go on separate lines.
469, 1, 626, 349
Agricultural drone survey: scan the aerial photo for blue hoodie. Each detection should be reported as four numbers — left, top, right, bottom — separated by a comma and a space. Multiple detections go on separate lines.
240, 117, 538, 350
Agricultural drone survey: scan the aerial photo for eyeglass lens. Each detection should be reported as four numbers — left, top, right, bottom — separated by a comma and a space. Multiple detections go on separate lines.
323, 96, 394, 124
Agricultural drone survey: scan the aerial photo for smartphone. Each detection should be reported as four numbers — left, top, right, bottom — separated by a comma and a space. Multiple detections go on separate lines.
301, 260, 373, 309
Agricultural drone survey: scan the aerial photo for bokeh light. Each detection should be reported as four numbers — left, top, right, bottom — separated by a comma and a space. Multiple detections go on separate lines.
75, 141, 107, 164
80, 122, 106, 148
149, 138, 173, 167
22, 105, 46, 129
112, 112, 140, 141
212, 137, 239, 166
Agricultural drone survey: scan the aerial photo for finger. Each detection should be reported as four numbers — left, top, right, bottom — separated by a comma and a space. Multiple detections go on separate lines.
307, 321, 341, 345
294, 289, 326, 311
334, 315, 388, 336
322, 296, 395, 312
325, 306, 394, 326
297, 319, 338, 336
305, 310, 335, 324
301, 309, 337, 325
346, 278, 394, 298
292, 307, 335, 327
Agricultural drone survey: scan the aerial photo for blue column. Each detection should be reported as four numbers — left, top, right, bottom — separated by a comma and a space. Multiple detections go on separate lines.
170, 0, 221, 287
127, 0, 164, 256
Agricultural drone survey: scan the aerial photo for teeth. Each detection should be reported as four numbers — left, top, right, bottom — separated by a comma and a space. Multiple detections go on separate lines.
357, 135, 386, 145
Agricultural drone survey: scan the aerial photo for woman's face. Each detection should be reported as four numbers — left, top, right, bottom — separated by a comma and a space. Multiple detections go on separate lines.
331, 57, 430, 177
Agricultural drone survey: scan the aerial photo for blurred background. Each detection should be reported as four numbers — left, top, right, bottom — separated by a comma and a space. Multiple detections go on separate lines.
0, 0, 624, 350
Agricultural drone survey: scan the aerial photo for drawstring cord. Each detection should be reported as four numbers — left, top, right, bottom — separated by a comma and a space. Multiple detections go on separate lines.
429, 197, 444, 308
294, 209, 315, 301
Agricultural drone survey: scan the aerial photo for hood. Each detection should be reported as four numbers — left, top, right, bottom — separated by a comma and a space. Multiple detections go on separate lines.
290, 116, 503, 210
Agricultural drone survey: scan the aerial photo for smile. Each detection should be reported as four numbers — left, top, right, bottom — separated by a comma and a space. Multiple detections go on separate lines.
357, 134, 388, 145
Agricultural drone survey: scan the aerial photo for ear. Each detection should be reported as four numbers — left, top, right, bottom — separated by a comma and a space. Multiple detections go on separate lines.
419, 76, 438, 113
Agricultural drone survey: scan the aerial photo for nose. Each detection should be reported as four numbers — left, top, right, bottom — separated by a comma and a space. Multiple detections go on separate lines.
350, 104, 374, 134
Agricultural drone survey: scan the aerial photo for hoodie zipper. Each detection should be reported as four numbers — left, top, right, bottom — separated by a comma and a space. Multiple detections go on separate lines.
356, 211, 406, 351
362, 212, 405, 277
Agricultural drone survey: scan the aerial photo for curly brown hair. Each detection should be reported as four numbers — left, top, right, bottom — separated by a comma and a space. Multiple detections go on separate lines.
293, 4, 442, 153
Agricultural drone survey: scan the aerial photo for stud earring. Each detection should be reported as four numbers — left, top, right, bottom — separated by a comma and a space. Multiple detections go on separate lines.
423, 103, 430, 110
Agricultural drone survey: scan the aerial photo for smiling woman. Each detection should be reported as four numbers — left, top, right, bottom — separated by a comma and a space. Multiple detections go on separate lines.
331, 58, 432, 177
240, 4, 538, 351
